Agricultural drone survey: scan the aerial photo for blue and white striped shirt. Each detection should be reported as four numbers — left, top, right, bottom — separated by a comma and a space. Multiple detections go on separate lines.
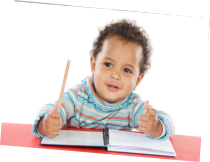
32, 75, 175, 140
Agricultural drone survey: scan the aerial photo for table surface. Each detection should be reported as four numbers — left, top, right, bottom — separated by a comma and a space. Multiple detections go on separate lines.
0, 123, 201, 162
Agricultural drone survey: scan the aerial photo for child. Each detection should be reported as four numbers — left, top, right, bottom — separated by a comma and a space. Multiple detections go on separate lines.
32, 19, 175, 140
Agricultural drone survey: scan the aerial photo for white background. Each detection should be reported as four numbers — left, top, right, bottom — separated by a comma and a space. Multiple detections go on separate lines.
0, 0, 209, 162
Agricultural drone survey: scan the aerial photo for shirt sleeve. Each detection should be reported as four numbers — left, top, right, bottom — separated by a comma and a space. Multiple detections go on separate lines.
132, 99, 175, 141
31, 86, 78, 138
156, 119, 166, 138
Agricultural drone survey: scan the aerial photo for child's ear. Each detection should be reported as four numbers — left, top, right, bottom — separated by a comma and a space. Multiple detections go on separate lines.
90, 56, 96, 73
135, 73, 144, 88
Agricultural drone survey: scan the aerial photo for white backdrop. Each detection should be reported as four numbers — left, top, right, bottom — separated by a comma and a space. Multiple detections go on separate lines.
0, 1, 210, 162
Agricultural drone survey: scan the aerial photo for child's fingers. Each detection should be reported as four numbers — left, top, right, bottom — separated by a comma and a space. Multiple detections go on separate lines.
46, 112, 61, 126
138, 120, 148, 128
138, 114, 143, 121
139, 125, 147, 133
49, 104, 61, 119
53, 104, 58, 112
45, 122, 61, 137
55, 112, 61, 119
138, 114, 142, 120
53, 104, 58, 110
48, 131, 60, 138
52, 131, 60, 137
147, 108, 156, 117
51, 125, 61, 132
49, 118, 61, 126
138, 114, 150, 122
49, 112, 61, 119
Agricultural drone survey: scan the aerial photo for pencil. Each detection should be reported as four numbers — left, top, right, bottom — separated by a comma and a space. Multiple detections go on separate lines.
56, 60, 70, 113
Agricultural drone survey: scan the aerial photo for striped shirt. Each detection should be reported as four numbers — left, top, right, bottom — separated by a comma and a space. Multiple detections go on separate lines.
32, 75, 175, 140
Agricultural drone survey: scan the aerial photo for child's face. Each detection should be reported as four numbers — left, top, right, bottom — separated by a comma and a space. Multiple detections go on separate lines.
90, 36, 144, 103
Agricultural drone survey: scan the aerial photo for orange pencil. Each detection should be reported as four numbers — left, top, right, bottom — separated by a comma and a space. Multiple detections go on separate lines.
56, 60, 70, 113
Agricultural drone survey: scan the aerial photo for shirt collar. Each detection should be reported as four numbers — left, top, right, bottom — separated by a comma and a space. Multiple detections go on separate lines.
81, 75, 133, 111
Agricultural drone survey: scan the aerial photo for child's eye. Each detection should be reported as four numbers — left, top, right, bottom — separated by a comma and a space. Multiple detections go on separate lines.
104, 62, 112, 67
124, 68, 131, 73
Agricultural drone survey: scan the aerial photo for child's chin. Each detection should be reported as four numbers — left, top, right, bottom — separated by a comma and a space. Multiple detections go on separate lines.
104, 97, 121, 103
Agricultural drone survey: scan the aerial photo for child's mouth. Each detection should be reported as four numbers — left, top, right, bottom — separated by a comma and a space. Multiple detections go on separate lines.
107, 85, 119, 92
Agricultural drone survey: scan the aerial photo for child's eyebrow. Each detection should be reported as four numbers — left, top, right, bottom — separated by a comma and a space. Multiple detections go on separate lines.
103, 57, 115, 62
103, 57, 135, 70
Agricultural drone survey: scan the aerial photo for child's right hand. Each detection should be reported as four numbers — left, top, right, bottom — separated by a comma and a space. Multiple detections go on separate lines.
42, 104, 61, 137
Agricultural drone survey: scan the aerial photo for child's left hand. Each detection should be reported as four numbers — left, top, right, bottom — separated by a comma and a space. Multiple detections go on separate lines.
137, 100, 162, 138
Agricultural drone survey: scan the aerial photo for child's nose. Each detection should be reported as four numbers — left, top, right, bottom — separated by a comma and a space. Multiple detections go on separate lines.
111, 72, 120, 80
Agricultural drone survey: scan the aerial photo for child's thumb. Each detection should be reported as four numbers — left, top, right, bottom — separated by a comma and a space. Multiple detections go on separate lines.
144, 100, 149, 114
53, 104, 58, 112
50, 104, 61, 119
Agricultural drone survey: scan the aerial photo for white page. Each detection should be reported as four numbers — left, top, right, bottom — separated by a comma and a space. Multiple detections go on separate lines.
109, 129, 175, 153
108, 147, 176, 157
41, 130, 104, 146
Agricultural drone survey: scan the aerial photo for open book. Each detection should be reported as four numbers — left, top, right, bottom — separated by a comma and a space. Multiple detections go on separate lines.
40, 128, 176, 157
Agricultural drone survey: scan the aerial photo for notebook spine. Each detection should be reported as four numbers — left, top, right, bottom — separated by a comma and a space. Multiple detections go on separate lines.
103, 127, 109, 146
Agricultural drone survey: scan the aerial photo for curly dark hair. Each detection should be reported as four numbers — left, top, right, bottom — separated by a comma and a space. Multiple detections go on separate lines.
89, 19, 153, 75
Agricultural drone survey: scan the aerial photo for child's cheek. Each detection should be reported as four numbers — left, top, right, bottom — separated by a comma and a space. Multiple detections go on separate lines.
128, 77, 136, 88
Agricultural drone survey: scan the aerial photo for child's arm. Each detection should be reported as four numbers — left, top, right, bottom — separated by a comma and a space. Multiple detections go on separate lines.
154, 109, 175, 139
31, 88, 78, 138
37, 117, 45, 136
